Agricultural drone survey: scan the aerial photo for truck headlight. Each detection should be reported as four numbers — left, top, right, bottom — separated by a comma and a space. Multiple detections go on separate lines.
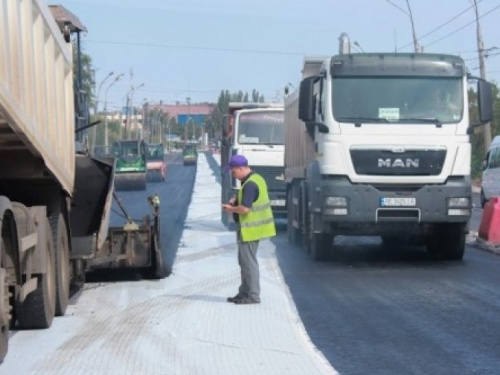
324, 196, 348, 215
325, 196, 347, 206
447, 197, 470, 215
448, 197, 470, 208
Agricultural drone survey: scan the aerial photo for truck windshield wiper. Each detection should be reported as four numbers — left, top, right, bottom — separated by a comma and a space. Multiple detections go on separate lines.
336, 117, 390, 127
399, 118, 443, 128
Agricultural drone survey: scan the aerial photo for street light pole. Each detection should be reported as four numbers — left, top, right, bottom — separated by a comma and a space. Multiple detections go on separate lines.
384, 0, 420, 53
405, 0, 419, 53
126, 83, 144, 140
167, 115, 171, 152
472, 0, 491, 153
103, 73, 124, 149
92, 71, 113, 153
186, 97, 191, 142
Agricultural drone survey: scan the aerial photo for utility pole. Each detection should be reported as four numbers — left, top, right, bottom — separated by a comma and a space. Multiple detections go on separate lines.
186, 97, 191, 141
124, 92, 131, 140
472, 0, 491, 153
104, 73, 124, 149
405, 0, 420, 53
92, 71, 113, 153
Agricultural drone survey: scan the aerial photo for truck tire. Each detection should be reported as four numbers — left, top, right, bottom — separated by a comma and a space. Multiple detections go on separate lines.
70, 259, 86, 293
50, 214, 70, 316
0, 239, 10, 364
16, 219, 56, 329
286, 189, 300, 245
480, 188, 488, 209
426, 223, 466, 260
308, 214, 332, 261
300, 182, 310, 253
440, 223, 466, 260
310, 232, 333, 261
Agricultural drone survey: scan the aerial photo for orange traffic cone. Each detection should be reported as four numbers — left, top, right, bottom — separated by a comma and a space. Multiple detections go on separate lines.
478, 197, 500, 243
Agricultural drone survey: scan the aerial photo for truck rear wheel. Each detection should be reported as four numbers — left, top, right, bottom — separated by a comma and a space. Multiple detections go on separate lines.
0, 239, 10, 364
16, 219, 56, 329
50, 214, 70, 316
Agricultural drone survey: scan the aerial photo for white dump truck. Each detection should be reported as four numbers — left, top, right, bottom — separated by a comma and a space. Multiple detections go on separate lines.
285, 36, 493, 261
0, 0, 166, 363
220, 102, 286, 228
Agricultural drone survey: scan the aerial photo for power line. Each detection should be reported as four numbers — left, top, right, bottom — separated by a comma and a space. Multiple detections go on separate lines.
397, 0, 483, 51
424, 4, 500, 49
83, 39, 309, 57
384, 0, 409, 16
470, 49, 500, 69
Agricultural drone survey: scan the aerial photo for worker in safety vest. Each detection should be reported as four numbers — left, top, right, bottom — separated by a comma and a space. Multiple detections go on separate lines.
221, 154, 276, 304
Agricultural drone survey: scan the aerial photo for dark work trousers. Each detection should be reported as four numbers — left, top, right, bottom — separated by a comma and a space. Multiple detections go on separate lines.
237, 229, 260, 302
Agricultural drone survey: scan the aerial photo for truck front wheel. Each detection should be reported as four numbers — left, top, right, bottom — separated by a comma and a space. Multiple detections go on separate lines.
426, 223, 466, 260
309, 214, 333, 261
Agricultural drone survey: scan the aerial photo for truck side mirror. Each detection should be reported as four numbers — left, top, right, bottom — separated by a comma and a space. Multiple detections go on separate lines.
478, 80, 493, 124
298, 77, 316, 122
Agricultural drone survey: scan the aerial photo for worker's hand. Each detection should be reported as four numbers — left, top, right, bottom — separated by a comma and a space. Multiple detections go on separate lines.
222, 204, 232, 212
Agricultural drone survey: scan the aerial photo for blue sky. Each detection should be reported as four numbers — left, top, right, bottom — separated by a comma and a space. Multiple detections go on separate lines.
54, 0, 500, 110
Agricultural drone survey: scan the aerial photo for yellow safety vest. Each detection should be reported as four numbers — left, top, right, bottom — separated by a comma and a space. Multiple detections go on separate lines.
238, 173, 276, 242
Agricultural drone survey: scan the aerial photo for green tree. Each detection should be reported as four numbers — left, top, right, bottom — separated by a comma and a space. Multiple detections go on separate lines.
72, 45, 94, 107
208, 89, 266, 141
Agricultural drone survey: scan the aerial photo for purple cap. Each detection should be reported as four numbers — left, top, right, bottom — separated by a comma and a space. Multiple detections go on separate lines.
223, 154, 248, 172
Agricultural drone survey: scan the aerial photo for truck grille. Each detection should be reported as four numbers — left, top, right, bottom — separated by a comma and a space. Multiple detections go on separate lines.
350, 149, 446, 176
252, 166, 286, 192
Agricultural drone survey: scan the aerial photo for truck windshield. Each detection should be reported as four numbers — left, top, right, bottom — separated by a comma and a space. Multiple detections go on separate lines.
332, 77, 463, 124
237, 111, 284, 145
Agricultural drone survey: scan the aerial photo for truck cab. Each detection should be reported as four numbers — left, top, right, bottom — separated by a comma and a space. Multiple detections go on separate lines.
220, 103, 286, 228
286, 49, 493, 261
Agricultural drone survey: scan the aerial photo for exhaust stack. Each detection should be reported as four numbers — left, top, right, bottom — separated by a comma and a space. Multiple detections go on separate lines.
338, 32, 351, 55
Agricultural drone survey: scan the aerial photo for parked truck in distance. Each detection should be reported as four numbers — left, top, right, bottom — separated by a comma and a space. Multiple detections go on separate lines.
0, 1, 166, 363
285, 36, 493, 261
220, 103, 286, 228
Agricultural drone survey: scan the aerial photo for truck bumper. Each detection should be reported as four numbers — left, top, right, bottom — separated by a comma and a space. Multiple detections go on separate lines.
318, 176, 471, 235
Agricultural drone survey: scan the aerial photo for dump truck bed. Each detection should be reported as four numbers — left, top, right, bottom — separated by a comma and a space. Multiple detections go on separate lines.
0, 0, 75, 194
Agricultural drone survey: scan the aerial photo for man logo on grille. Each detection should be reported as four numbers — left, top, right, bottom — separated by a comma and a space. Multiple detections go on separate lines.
378, 158, 419, 168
